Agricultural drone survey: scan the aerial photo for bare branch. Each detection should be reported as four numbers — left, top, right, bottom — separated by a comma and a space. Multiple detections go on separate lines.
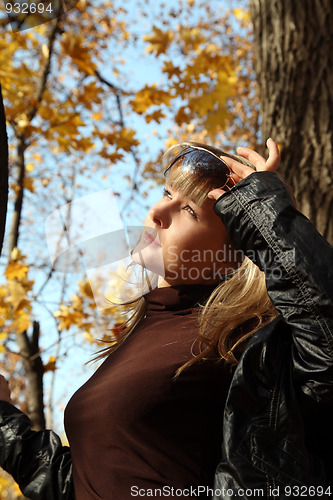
93, 70, 141, 211
27, 14, 61, 122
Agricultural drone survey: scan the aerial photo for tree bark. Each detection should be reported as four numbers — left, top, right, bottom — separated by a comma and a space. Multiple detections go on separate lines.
15, 322, 46, 431
8, 134, 26, 255
0, 83, 8, 258
250, 0, 333, 243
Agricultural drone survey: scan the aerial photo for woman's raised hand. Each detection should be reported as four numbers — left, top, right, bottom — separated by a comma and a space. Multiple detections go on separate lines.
0, 374, 12, 404
208, 138, 280, 201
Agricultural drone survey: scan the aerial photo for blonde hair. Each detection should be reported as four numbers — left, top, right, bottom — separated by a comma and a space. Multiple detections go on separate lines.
93, 141, 279, 371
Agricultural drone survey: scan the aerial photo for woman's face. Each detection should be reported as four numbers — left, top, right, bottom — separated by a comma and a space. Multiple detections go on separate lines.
132, 184, 239, 286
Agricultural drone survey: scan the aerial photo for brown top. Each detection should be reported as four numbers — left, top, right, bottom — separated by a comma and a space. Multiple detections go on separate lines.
64, 284, 233, 499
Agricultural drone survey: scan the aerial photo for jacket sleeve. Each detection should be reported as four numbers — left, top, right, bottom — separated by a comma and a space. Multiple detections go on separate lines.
0, 400, 73, 500
214, 171, 333, 404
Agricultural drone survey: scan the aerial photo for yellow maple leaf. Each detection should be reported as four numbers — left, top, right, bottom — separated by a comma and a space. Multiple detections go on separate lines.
0, 473, 10, 494
130, 85, 172, 114
116, 128, 139, 151
164, 137, 178, 149
0, 470, 21, 495
143, 26, 174, 56
92, 112, 103, 121
233, 8, 251, 23
179, 27, 204, 49
79, 280, 95, 299
44, 356, 57, 373
54, 304, 88, 331
10, 182, 21, 194
70, 294, 84, 312
145, 109, 166, 124
77, 82, 101, 106
10, 247, 24, 261
12, 311, 31, 334
162, 61, 182, 79
23, 177, 35, 193
83, 332, 95, 344
7, 281, 27, 312
4, 261, 29, 280
61, 33, 96, 74
175, 107, 190, 126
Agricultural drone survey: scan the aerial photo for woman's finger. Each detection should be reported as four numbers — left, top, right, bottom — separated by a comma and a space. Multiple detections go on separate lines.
230, 172, 243, 184
208, 188, 226, 200
235, 147, 266, 169
236, 138, 280, 173
220, 156, 255, 177
265, 138, 280, 172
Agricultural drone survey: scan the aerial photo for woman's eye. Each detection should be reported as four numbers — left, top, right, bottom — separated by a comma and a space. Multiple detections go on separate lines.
185, 205, 198, 219
163, 188, 197, 219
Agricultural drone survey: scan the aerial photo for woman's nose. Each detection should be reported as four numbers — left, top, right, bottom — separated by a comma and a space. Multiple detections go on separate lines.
149, 202, 170, 228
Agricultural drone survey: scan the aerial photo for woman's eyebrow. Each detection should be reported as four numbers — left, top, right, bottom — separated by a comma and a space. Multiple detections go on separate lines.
167, 185, 199, 206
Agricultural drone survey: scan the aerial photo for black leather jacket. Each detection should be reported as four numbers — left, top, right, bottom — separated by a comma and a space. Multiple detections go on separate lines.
0, 172, 332, 499
213, 172, 333, 498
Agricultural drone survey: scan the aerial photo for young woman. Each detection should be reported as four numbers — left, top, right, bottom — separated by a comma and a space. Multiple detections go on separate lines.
0, 139, 332, 499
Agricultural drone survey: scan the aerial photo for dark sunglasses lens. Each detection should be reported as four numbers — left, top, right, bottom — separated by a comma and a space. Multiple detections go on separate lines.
175, 148, 230, 182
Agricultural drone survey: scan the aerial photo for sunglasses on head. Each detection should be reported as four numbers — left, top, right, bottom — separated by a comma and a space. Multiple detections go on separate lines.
164, 145, 235, 191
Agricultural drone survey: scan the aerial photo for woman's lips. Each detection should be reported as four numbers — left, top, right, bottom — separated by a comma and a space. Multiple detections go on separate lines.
143, 230, 161, 247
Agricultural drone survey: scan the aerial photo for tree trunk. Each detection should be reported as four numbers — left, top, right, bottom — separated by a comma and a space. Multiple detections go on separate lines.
15, 322, 46, 431
8, 135, 26, 254
7, 133, 46, 430
0, 83, 8, 258
5, 18, 60, 430
250, 0, 333, 243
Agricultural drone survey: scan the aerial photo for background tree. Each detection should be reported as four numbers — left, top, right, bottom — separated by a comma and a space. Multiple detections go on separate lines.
0, 83, 8, 258
250, 0, 333, 243
0, 81, 23, 500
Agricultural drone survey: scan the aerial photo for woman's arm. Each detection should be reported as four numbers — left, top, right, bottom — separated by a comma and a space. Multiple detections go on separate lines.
0, 397, 73, 500
209, 140, 333, 403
